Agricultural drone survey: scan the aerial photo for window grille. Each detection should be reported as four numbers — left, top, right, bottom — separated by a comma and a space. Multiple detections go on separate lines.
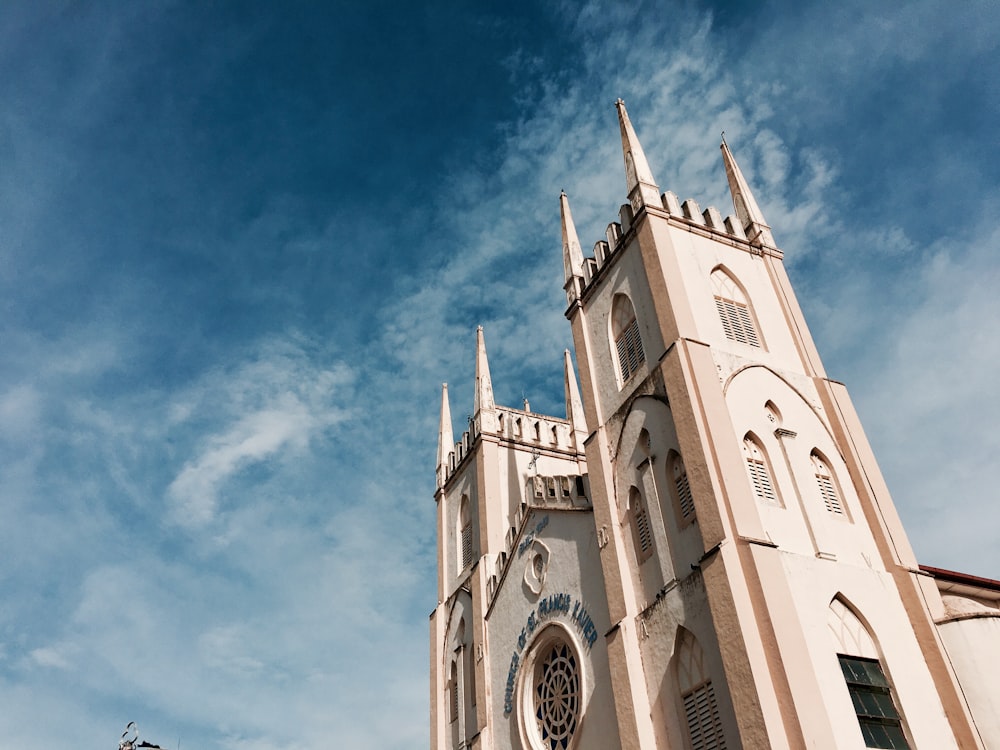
683, 682, 726, 750
673, 455, 696, 520
449, 665, 459, 723
630, 487, 654, 560
743, 436, 779, 506
839, 656, 910, 749
461, 523, 474, 569
712, 269, 761, 347
459, 496, 474, 570
612, 295, 644, 383
812, 453, 844, 514
678, 630, 727, 750
533, 640, 581, 750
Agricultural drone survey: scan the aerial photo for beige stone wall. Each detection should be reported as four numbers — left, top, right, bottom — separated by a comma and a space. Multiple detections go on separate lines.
937, 604, 1000, 747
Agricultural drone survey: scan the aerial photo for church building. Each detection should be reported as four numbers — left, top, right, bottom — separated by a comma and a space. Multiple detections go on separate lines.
429, 101, 1000, 749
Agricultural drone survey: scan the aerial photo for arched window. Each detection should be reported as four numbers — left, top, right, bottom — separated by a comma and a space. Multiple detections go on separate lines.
711, 268, 761, 347
522, 628, 582, 750
671, 453, 696, 522
828, 598, 910, 749
629, 486, 654, 562
743, 434, 780, 507
811, 451, 844, 515
459, 496, 474, 571
676, 629, 727, 750
611, 294, 644, 384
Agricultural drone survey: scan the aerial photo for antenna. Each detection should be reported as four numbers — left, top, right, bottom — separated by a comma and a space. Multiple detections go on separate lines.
120, 722, 139, 750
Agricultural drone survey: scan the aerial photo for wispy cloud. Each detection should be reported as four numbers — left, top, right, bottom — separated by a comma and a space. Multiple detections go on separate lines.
0, 2, 996, 749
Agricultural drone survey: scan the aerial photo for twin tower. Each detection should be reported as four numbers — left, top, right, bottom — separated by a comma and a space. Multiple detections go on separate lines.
429, 101, 999, 749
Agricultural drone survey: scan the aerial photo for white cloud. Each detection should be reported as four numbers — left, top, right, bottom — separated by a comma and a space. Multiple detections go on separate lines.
168, 403, 318, 526
163, 338, 354, 527
29, 646, 72, 670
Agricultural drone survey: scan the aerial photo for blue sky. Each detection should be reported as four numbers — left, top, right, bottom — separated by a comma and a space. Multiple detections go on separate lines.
0, 1, 997, 747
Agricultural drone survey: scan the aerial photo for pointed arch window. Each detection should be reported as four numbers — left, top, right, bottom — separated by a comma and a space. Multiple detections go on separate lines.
812, 451, 845, 515
612, 294, 644, 384
677, 630, 727, 750
629, 486, 654, 562
828, 599, 910, 749
671, 453, 696, 522
711, 269, 761, 347
459, 496, 474, 571
743, 434, 780, 507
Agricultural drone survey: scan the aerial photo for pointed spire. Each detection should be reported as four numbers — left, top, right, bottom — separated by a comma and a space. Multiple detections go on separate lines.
473, 326, 495, 415
615, 99, 661, 211
561, 191, 585, 297
721, 136, 775, 249
437, 383, 454, 488
563, 349, 588, 450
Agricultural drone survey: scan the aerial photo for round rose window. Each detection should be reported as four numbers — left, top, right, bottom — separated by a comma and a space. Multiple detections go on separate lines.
532, 639, 580, 749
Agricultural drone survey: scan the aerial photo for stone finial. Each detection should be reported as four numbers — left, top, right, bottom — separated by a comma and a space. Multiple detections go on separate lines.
437, 383, 454, 488
561, 191, 585, 295
474, 326, 495, 416
615, 99, 661, 212
563, 349, 588, 450
720, 138, 776, 250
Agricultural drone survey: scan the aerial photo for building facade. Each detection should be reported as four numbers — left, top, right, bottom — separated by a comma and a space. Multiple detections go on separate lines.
429, 101, 1000, 750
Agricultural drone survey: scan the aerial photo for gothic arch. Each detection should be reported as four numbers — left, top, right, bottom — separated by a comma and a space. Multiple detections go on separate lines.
673, 628, 729, 750
742, 431, 783, 508
827, 596, 912, 748
710, 265, 764, 348
811, 448, 849, 518
443, 595, 476, 747
722, 364, 836, 444
611, 396, 698, 599
609, 292, 644, 386
828, 595, 879, 660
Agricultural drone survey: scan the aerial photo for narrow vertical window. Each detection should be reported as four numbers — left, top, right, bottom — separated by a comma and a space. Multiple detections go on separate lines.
829, 599, 910, 749
743, 434, 780, 507
449, 662, 459, 723
629, 486, 654, 562
811, 451, 844, 515
711, 268, 761, 347
677, 629, 727, 750
672, 453, 696, 521
612, 294, 644, 384
469, 646, 477, 708
459, 496, 474, 570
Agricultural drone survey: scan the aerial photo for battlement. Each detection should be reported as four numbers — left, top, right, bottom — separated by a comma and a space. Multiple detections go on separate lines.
440, 405, 580, 488
575, 190, 751, 300
495, 406, 576, 451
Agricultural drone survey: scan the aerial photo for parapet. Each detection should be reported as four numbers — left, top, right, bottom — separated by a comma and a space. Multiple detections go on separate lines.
439, 405, 582, 488
568, 185, 759, 305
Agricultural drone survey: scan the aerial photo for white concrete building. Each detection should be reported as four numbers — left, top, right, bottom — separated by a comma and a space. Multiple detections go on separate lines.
429, 101, 1000, 750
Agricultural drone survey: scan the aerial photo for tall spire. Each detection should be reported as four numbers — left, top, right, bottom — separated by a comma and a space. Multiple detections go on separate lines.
615, 99, 661, 212
561, 191, 585, 301
436, 383, 454, 488
473, 326, 495, 415
721, 136, 775, 249
563, 349, 588, 451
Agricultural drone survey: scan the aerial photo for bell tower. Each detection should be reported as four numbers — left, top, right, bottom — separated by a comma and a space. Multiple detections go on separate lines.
430, 328, 617, 750
561, 100, 982, 749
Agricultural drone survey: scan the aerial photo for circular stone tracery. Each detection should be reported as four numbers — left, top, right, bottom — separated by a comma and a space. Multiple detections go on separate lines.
533, 640, 580, 749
